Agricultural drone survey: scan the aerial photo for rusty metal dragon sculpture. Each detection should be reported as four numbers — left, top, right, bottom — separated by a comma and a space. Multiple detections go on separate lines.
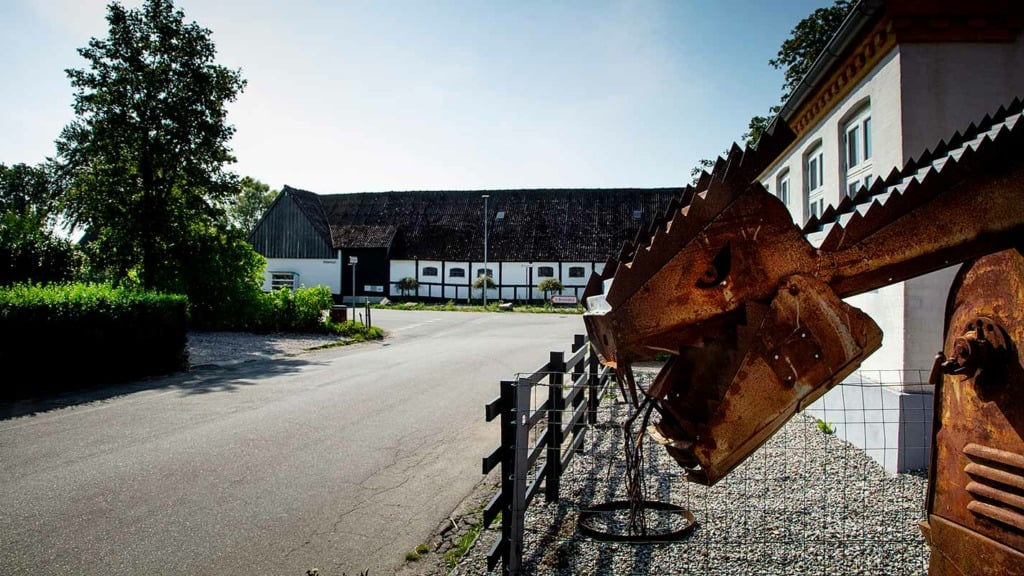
583, 98, 1024, 573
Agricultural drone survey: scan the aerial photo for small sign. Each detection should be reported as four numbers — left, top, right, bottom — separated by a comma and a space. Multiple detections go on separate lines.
550, 295, 578, 305
349, 256, 359, 264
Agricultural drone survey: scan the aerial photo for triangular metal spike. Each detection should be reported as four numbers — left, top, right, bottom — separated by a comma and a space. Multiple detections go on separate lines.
801, 213, 821, 235
695, 170, 713, 192
710, 156, 728, 183
582, 270, 605, 302
819, 204, 837, 227
719, 143, 746, 183
1008, 96, 1024, 115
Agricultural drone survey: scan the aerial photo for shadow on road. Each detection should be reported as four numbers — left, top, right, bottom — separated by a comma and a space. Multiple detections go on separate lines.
0, 357, 321, 421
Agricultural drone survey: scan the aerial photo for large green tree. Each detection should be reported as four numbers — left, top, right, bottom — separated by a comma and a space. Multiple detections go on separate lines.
228, 176, 277, 235
56, 0, 247, 294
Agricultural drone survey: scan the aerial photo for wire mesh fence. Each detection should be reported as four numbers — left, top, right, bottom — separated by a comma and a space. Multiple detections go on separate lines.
464, 366, 932, 576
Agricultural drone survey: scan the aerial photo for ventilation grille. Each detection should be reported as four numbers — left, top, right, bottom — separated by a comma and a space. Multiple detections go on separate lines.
964, 443, 1024, 533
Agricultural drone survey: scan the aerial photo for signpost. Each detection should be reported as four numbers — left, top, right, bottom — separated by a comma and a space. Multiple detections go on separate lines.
349, 255, 358, 320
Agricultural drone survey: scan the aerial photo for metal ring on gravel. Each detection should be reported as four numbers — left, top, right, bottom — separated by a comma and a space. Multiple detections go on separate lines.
577, 500, 696, 543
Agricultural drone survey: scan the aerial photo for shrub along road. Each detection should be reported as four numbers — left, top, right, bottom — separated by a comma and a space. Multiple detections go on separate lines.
0, 309, 585, 576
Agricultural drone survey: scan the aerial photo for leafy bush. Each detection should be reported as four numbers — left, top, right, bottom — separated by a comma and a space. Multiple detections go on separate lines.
173, 227, 268, 330
246, 285, 334, 333
396, 276, 419, 297
0, 282, 187, 398
537, 277, 564, 301
324, 320, 384, 342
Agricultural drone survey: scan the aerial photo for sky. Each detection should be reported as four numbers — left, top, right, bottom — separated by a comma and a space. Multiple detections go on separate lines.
1, 0, 829, 194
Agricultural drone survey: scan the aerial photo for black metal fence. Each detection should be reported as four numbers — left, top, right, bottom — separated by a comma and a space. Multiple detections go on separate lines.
481, 333, 615, 575
466, 369, 931, 576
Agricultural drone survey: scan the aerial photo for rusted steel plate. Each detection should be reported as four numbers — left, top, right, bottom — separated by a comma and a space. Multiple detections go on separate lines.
927, 249, 1024, 566
922, 514, 1024, 576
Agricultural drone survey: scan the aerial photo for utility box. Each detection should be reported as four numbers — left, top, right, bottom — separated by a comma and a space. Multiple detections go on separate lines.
330, 305, 347, 323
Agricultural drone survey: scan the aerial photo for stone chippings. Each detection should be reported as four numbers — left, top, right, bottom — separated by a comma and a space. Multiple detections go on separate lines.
454, 382, 930, 575
186, 331, 340, 366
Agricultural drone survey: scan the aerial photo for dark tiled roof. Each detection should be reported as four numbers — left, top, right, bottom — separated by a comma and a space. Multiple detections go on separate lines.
281, 186, 685, 262
330, 224, 397, 249
285, 186, 332, 244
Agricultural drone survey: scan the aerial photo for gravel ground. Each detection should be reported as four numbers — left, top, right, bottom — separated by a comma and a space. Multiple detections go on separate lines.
434, 375, 931, 576
186, 331, 342, 367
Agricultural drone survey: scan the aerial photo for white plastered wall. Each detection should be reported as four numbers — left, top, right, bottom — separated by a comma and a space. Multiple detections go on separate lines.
263, 256, 342, 294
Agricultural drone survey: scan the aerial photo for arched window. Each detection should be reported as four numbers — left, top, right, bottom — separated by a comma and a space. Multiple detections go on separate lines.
449, 268, 465, 278
568, 266, 586, 278
537, 266, 555, 278
842, 102, 873, 197
803, 141, 825, 222
422, 266, 438, 277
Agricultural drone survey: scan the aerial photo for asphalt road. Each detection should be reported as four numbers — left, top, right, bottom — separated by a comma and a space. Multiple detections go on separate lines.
0, 309, 586, 576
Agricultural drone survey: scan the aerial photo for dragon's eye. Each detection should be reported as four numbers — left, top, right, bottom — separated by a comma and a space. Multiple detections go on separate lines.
695, 242, 731, 288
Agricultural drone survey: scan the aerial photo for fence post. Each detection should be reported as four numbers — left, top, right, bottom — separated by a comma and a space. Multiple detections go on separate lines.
546, 351, 565, 503
496, 379, 516, 574
588, 343, 600, 425
508, 377, 531, 576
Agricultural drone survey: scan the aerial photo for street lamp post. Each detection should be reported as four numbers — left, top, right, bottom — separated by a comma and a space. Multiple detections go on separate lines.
482, 194, 490, 306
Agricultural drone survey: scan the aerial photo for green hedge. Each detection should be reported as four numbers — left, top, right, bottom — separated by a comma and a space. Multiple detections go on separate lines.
0, 283, 188, 399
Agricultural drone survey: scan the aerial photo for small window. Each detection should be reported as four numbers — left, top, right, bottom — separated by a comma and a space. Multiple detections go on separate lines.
775, 169, 791, 207
422, 266, 438, 277
476, 268, 494, 278
537, 266, 555, 278
449, 268, 465, 278
271, 272, 297, 291
496, 210, 506, 220
804, 144, 825, 222
568, 266, 586, 278
632, 209, 643, 219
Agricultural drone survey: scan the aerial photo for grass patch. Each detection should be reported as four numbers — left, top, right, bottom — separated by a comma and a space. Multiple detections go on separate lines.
444, 523, 483, 571
816, 419, 837, 435
373, 300, 583, 314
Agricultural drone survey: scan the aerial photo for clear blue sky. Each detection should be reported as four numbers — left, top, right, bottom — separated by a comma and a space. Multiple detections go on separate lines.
1, 0, 829, 194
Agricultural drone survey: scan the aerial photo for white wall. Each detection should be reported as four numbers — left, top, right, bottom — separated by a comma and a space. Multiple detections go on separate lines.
899, 38, 1024, 165
387, 259, 605, 302
263, 256, 342, 294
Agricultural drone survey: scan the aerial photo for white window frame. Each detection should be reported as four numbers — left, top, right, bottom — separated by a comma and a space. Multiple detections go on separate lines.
448, 267, 465, 278
476, 268, 494, 278
536, 266, 555, 278
804, 143, 825, 222
270, 272, 297, 291
843, 106, 873, 197
568, 266, 586, 278
421, 266, 438, 277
